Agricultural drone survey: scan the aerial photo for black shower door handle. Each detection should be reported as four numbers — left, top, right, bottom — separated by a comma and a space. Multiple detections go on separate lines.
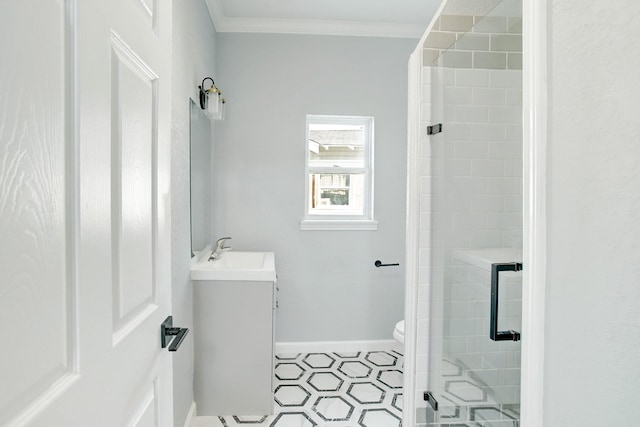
490, 262, 523, 342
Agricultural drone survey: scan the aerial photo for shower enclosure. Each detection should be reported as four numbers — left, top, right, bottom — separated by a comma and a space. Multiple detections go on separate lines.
421, 1, 523, 425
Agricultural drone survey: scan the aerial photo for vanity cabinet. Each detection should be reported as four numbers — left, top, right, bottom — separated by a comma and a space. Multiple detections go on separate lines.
193, 279, 277, 415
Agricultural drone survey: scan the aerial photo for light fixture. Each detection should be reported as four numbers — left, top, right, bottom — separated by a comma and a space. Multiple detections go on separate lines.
198, 77, 226, 120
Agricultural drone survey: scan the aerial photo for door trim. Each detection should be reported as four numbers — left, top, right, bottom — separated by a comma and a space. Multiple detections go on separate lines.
401, 49, 423, 427
521, 0, 548, 425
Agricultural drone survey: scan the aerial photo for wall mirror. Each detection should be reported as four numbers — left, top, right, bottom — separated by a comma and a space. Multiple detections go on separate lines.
190, 98, 213, 256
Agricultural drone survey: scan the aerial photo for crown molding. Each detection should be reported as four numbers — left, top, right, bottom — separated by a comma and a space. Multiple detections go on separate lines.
204, 0, 424, 39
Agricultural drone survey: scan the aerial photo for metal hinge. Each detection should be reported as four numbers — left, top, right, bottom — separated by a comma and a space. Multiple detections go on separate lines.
427, 123, 442, 135
424, 391, 438, 411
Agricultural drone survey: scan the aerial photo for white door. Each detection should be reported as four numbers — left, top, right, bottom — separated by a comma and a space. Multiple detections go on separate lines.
1, 0, 174, 426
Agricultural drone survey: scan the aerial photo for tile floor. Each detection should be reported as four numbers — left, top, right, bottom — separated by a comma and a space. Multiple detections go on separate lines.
190, 350, 404, 427
424, 359, 520, 427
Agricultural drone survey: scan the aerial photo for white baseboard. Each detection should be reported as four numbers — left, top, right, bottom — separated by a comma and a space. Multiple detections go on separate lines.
182, 401, 197, 427
275, 339, 401, 354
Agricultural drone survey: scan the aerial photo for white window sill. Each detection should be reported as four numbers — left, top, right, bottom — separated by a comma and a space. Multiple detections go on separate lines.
300, 219, 379, 231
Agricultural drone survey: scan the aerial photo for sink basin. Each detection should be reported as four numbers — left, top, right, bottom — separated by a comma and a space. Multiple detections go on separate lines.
191, 251, 276, 281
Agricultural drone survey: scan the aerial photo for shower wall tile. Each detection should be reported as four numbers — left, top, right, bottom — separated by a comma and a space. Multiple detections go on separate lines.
507, 52, 523, 70
490, 34, 522, 52
505, 88, 522, 106
423, 48, 441, 66
473, 51, 507, 69
490, 70, 522, 88
473, 87, 507, 105
488, 142, 522, 160
425, 31, 457, 49
472, 16, 508, 33
455, 69, 490, 87
471, 123, 507, 141
489, 105, 522, 124
439, 15, 474, 32
442, 51, 473, 68
454, 141, 489, 158
454, 33, 491, 51
508, 17, 523, 34
444, 86, 473, 104
454, 105, 489, 123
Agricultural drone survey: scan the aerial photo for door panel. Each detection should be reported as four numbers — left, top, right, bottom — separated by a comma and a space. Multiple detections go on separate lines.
0, 1, 77, 424
1, 0, 173, 425
111, 31, 158, 338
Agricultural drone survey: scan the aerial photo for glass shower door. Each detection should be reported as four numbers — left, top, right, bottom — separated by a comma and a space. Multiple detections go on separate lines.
425, 1, 523, 425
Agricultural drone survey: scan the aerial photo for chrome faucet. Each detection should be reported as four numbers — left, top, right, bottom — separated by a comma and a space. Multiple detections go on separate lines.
209, 237, 232, 260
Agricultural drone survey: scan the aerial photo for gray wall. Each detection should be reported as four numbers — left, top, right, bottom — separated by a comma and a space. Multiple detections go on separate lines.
171, 1, 217, 425
215, 33, 416, 342
545, 0, 640, 424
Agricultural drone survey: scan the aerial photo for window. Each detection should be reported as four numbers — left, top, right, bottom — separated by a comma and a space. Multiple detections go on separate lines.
301, 115, 377, 230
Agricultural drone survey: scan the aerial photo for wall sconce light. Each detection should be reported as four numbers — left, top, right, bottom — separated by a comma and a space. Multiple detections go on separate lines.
198, 77, 226, 120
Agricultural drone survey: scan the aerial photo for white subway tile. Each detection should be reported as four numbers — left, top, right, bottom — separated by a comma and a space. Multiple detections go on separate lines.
504, 159, 523, 177
422, 84, 432, 101
470, 195, 505, 213
487, 177, 522, 195
422, 66, 433, 82
455, 105, 489, 123
420, 140, 432, 158
503, 195, 523, 213
419, 213, 432, 231
488, 142, 522, 159
472, 87, 506, 105
420, 195, 432, 213
471, 123, 506, 141
487, 213, 522, 229
425, 31, 457, 49
422, 48, 441, 67
490, 34, 522, 52
468, 230, 505, 248
489, 105, 522, 124
454, 33, 490, 51
453, 176, 488, 194
452, 212, 488, 230
420, 103, 433, 122
490, 69, 522, 88
473, 51, 507, 69
420, 176, 432, 194
440, 14, 474, 32
418, 248, 432, 265
505, 124, 523, 140
449, 159, 473, 176
443, 51, 473, 68
472, 16, 508, 33
446, 123, 472, 141
472, 159, 506, 177
505, 88, 523, 106
444, 86, 473, 105
455, 69, 490, 87
454, 141, 489, 158
508, 52, 523, 70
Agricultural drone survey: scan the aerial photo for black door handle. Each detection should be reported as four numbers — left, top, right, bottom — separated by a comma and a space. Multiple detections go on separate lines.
374, 260, 400, 267
161, 316, 189, 351
490, 262, 523, 342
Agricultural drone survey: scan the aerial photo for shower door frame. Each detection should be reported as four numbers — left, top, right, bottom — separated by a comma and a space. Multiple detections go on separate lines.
402, 0, 549, 426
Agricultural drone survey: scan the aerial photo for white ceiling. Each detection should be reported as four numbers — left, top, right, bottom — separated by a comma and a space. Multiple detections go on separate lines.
204, 0, 444, 38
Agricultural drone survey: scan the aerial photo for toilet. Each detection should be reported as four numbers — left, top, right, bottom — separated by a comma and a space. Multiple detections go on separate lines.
393, 320, 405, 344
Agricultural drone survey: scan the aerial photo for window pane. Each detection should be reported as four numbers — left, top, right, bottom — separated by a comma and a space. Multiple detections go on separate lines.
308, 124, 365, 167
308, 173, 365, 215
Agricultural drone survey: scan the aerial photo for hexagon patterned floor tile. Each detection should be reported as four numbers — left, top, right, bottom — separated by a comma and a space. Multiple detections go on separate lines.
192, 349, 404, 426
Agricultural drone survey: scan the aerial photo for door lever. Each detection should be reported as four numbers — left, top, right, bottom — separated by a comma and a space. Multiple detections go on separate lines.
161, 316, 189, 351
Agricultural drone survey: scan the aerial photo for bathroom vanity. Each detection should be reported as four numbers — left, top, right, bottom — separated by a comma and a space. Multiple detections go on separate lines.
191, 251, 277, 416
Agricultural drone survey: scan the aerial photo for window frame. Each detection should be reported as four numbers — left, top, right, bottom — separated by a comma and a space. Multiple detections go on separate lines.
301, 114, 377, 231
